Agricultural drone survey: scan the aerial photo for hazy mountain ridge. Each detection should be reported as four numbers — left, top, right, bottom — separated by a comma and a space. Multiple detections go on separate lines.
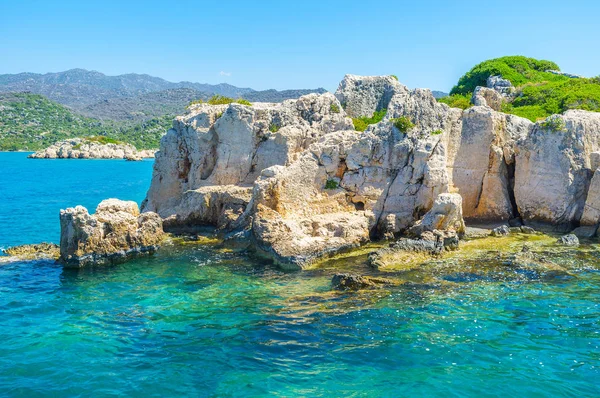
0, 69, 323, 109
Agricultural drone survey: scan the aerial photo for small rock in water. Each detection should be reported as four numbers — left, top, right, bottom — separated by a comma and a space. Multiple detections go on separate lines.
3, 243, 60, 260
520, 226, 536, 234
491, 225, 510, 237
331, 273, 390, 291
556, 234, 579, 246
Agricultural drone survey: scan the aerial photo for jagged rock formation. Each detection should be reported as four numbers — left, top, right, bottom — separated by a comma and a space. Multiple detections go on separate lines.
29, 138, 156, 160
141, 73, 600, 270
143, 93, 353, 230
59, 199, 164, 267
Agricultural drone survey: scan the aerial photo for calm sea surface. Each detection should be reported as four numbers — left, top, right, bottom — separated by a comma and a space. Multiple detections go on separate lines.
0, 152, 599, 397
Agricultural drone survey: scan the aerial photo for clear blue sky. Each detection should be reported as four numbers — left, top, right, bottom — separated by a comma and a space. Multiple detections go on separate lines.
1, 0, 598, 92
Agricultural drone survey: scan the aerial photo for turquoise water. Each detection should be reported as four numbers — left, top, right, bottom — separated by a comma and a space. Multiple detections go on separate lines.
1, 152, 599, 396
0, 152, 154, 248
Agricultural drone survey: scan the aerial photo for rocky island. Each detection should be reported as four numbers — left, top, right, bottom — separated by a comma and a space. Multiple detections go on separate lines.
28, 137, 156, 160
27, 56, 600, 274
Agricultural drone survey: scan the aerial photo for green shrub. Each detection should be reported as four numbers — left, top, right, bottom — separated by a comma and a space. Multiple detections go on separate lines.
216, 112, 223, 119
450, 56, 561, 96
352, 109, 387, 132
72, 144, 81, 150
206, 95, 251, 106
325, 179, 339, 189
390, 75, 399, 81
85, 135, 123, 145
269, 123, 280, 133
187, 99, 204, 108
437, 94, 472, 110
431, 129, 443, 135
330, 103, 340, 113
391, 116, 415, 133
539, 116, 566, 132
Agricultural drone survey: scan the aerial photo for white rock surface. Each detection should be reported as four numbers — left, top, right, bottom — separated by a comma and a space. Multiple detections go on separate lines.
143, 93, 352, 228
334, 74, 408, 118
515, 111, 600, 227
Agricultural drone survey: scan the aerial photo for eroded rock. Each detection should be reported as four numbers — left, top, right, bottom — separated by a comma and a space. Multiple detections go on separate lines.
59, 199, 164, 267
331, 273, 391, 291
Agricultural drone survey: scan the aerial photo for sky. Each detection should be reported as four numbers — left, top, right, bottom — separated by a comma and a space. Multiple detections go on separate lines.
1, 0, 599, 92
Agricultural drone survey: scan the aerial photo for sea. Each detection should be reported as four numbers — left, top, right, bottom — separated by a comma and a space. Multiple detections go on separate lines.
0, 152, 598, 397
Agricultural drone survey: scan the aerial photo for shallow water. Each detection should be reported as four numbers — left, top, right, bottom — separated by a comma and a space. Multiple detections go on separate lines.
0, 153, 599, 396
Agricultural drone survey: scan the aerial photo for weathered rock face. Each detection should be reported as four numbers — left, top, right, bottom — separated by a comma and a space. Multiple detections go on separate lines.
515, 111, 600, 228
245, 87, 465, 268
142, 93, 352, 229
408, 193, 465, 236
59, 199, 164, 267
141, 73, 600, 270
471, 86, 505, 111
447, 106, 532, 221
487, 75, 514, 97
28, 138, 155, 160
334, 74, 408, 118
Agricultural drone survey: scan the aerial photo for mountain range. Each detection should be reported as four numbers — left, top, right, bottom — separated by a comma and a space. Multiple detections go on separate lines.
0, 69, 327, 121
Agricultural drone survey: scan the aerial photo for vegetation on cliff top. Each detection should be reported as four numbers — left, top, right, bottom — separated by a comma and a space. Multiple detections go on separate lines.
0, 92, 169, 151
441, 56, 600, 121
352, 109, 387, 132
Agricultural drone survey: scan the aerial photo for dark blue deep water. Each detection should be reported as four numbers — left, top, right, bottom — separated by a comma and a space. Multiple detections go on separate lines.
0, 152, 599, 397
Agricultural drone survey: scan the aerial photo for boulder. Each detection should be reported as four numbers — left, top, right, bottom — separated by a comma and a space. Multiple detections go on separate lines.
486, 75, 514, 97
334, 74, 408, 118
471, 86, 505, 111
556, 234, 579, 246
492, 225, 510, 236
408, 193, 465, 236
59, 199, 164, 267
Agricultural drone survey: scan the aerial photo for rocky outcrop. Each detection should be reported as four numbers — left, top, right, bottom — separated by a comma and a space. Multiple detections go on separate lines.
334, 74, 407, 117
2, 243, 60, 261
447, 106, 532, 221
59, 199, 164, 267
487, 75, 514, 97
142, 93, 352, 229
407, 193, 465, 236
471, 87, 505, 111
29, 138, 155, 160
140, 73, 600, 270
515, 111, 600, 228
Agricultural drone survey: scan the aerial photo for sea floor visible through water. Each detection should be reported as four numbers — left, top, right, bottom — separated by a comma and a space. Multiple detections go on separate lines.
0, 152, 599, 396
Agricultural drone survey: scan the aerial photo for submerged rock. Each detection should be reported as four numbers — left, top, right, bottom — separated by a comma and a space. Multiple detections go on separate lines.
59, 199, 164, 267
2, 243, 60, 261
331, 273, 391, 291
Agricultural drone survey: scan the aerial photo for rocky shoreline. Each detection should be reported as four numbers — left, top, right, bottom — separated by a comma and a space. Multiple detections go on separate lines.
7, 73, 600, 275
28, 138, 156, 160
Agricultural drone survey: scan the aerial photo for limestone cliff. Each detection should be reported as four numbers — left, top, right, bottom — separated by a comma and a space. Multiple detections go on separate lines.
141, 74, 600, 269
